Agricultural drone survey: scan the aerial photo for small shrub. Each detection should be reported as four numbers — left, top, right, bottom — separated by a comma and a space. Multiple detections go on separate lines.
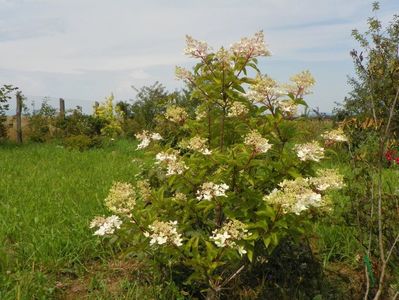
63, 135, 105, 151
55, 107, 105, 138
28, 100, 57, 143
93, 94, 123, 138
0, 85, 18, 141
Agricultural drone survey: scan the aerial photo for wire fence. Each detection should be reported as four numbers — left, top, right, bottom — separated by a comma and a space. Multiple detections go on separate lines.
6, 95, 96, 116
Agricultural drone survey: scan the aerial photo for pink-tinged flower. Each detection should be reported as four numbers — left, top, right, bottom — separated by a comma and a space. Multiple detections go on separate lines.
184, 35, 212, 58
230, 31, 271, 58
175, 66, 194, 82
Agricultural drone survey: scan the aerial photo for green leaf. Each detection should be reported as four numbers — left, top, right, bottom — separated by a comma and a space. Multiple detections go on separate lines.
245, 231, 259, 240
247, 248, 254, 262
263, 236, 271, 248
295, 98, 308, 107
287, 168, 302, 178
247, 62, 260, 73
205, 241, 218, 260
271, 232, 279, 246
240, 77, 256, 85
253, 220, 269, 229
256, 206, 275, 219
232, 84, 246, 93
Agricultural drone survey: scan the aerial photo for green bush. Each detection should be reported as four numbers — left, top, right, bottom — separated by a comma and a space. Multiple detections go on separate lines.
63, 135, 106, 151
55, 107, 105, 138
28, 100, 57, 143
90, 32, 347, 299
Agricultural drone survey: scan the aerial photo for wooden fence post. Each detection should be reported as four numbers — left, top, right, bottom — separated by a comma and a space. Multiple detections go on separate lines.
16, 92, 22, 144
94, 101, 99, 113
59, 98, 65, 118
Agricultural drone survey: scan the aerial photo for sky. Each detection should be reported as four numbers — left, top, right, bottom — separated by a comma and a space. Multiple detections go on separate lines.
0, 0, 398, 114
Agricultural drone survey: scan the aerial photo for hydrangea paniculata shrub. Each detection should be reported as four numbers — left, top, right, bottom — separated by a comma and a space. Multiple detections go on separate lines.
90, 31, 345, 298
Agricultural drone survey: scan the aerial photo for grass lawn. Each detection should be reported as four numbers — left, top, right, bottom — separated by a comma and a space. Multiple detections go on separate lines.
0, 140, 158, 299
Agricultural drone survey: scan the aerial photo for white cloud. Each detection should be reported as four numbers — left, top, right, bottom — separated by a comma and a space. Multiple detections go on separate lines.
0, 0, 372, 72
0, 0, 397, 112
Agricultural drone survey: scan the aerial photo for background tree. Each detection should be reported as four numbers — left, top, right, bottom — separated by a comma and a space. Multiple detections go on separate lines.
0, 85, 18, 140
130, 82, 170, 130
93, 94, 123, 138
337, 2, 399, 135
334, 4, 399, 299
28, 99, 57, 143
120, 82, 198, 136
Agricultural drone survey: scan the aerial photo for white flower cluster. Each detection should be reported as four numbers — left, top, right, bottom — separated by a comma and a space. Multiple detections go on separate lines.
90, 215, 122, 236
294, 141, 325, 162
196, 182, 229, 201
321, 128, 348, 143
264, 169, 345, 215
230, 31, 271, 58
173, 192, 187, 202
165, 106, 188, 124
246, 75, 283, 104
137, 179, 152, 202
105, 182, 136, 215
264, 178, 322, 215
185, 136, 212, 155
135, 130, 162, 150
184, 35, 211, 58
247, 70, 315, 111
244, 130, 272, 154
227, 102, 249, 117
215, 47, 231, 66
175, 66, 194, 82
309, 169, 345, 191
144, 220, 183, 247
210, 219, 250, 255
155, 151, 188, 176
195, 107, 207, 120
288, 70, 315, 96
277, 99, 298, 117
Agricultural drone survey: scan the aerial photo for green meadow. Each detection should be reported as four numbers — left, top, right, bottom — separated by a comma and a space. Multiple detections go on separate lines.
0, 140, 166, 299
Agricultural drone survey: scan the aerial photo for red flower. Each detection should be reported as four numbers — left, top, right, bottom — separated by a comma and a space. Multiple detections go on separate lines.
385, 149, 399, 164
385, 150, 394, 161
